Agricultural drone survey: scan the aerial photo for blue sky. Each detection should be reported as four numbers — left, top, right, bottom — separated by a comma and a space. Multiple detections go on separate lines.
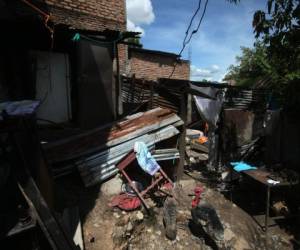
126, 0, 267, 82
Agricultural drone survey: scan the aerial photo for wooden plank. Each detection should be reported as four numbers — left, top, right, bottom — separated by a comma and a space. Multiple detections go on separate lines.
17, 169, 78, 250
44, 107, 163, 149
176, 92, 187, 180
190, 141, 209, 153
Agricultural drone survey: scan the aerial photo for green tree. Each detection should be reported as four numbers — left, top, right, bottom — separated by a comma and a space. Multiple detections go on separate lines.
126, 37, 142, 48
224, 42, 273, 87
226, 0, 300, 92
253, 0, 300, 83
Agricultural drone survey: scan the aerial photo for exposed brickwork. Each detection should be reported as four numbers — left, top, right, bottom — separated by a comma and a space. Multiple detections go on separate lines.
129, 50, 190, 81
118, 44, 128, 74
44, 0, 126, 31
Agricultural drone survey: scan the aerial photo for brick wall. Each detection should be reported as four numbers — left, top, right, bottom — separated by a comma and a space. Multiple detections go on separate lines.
129, 50, 190, 81
44, 0, 126, 31
118, 44, 128, 74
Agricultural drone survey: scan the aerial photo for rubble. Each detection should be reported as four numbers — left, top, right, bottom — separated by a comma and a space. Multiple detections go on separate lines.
83, 174, 292, 250
43, 108, 183, 186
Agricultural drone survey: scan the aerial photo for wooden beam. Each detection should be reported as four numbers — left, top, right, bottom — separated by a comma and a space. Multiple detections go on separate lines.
175, 91, 187, 181
17, 168, 79, 250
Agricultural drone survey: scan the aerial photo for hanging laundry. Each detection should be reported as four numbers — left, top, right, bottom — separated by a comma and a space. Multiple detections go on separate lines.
134, 141, 160, 175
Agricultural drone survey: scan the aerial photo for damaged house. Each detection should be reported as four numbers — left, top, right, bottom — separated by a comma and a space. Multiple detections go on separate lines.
1, 0, 300, 250
0, 0, 131, 129
0, 0, 189, 249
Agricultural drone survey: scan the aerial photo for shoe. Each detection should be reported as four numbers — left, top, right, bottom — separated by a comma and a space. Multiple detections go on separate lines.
163, 197, 177, 240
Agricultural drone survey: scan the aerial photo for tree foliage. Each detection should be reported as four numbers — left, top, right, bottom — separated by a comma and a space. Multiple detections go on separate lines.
224, 42, 273, 87
225, 0, 300, 92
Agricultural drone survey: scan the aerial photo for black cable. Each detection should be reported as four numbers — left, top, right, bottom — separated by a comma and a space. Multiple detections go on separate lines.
185, 0, 209, 44
182, 0, 202, 49
169, 0, 209, 78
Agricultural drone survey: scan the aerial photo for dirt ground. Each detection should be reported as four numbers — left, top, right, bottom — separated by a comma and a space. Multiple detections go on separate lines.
75, 170, 294, 250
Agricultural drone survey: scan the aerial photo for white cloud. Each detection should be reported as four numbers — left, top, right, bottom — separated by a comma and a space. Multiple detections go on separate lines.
127, 19, 145, 36
212, 64, 220, 71
190, 64, 221, 81
126, 0, 155, 25
126, 0, 155, 36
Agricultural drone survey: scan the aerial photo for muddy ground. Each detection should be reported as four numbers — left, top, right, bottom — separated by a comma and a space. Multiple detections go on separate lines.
55, 169, 296, 250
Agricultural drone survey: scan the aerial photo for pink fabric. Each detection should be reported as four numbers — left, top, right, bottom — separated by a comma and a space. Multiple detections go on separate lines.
109, 193, 141, 211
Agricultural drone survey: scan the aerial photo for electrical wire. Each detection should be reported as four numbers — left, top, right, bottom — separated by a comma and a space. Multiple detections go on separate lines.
182, 0, 202, 50
185, 0, 209, 45
169, 0, 209, 78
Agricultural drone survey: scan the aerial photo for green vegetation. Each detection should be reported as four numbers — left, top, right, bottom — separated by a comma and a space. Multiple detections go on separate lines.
225, 0, 300, 92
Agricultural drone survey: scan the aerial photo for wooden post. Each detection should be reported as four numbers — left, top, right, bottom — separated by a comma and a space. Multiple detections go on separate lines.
149, 82, 154, 110
17, 170, 79, 250
175, 89, 187, 180
187, 93, 192, 124
9, 117, 78, 250
115, 42, 123, 117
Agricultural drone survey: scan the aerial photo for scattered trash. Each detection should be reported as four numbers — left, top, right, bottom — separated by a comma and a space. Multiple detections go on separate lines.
230, 161, 257, 172
109, 194, 142, 211
191, 186, 204, 208
190, 139, 209, 154
122, 181, 144, 196
0, 100, 40, 119
271, 201, 289, 216
186, 129, 204, 140
267, 179, 280, 185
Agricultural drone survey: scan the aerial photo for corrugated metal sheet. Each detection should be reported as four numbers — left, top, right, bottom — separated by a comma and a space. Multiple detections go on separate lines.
121, 76, 187, 114
44, 107, 180, 163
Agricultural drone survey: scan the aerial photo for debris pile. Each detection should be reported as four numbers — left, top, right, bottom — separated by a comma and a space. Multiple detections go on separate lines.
44, 108, 183, 186
185, 129, 209, 164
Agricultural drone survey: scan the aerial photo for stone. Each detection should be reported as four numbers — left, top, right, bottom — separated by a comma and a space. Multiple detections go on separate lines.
224, 228, 235, 242
113, 212, 121, 219
101, 175, 123, 196
176, 212, 187, 223
126, 222, 133, 233
135, 211, 144, 221
116, 214, 130, 227
86, 232, 95, 243
112, 226, 125, 244
234, 237, 250, 250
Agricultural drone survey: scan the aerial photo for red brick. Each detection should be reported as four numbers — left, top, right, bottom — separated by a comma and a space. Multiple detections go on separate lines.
128, 50, 190, 81
45, 0, 126, 31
